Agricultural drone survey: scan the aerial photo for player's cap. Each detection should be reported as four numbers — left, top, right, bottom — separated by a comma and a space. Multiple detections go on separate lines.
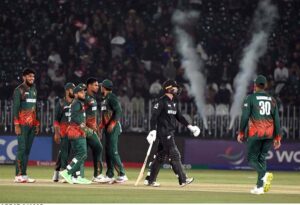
74, 84, 86, 93
22, 68, 36, 76
100, 79, 113, 90
78, 83, 87, 90
64, 82, 75, 90
163, 79, 179, 90
255, 75, 267, 85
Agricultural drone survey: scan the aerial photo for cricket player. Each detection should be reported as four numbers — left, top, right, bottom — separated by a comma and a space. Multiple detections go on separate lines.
52, 82, 75, 182
59, 84, 91, 184
237, 75, 282, 195
98, 79, 128, 184
85, 77, 104, 182
145, 79, 200, 187
13, 68, 39, 183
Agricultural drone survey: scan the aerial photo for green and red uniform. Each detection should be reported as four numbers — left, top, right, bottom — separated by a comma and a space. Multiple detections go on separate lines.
13, 83, 39, 176
54, 98, 73, 171
239, 90, 282, 187
65, 98, 87, 177
99, 92, 125, 178
84, 93, 103, 177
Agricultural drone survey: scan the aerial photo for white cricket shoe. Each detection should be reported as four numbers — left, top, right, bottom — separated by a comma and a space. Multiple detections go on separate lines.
116, 175, 128, 183
14, 175, 27, 183
181, 177, 194, 187
14, 175, 36, 183
98, 176, 115, 184
22, 175, 36, 183
92, 174, 105, 183
250, 186, 264, 195
52, 170, 60, 182
144, 180, 160, 187
262, 172, 273, 192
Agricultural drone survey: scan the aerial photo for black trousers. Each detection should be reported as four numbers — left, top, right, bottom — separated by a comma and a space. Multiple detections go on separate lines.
146, 135, 187, 185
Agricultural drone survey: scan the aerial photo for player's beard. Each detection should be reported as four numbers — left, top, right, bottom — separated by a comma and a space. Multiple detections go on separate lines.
69, 93, 75, 98
25, 79, 34, 87
100, 89, 105, 97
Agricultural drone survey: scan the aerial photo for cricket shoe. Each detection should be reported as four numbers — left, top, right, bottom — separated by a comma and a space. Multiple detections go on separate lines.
116, 175, 128, 183
14, 175, 36, 183
144, 180, 160, 187
52, 170, 60, 182
250, 186, 264, 195
59, 170, 73, 184
22, 175, 36, 183
92, 174, 105, 183
262, 172, 273, 192
14, 175, 27, 183
180, 177, 194, 187
72, 176, 92, 185
98, 176, 115, 184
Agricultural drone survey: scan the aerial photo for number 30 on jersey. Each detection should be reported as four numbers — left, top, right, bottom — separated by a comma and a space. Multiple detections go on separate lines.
259, 101, 271, 115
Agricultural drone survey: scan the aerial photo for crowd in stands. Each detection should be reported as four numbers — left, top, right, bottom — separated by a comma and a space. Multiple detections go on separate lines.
1, 0, 300, 112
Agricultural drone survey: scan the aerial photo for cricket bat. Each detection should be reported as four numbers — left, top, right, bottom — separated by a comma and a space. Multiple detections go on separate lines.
134, 142, 153, 186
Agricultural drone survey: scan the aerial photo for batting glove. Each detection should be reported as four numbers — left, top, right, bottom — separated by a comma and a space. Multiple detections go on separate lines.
187, 125, 201, 137
147, 130, 157, 144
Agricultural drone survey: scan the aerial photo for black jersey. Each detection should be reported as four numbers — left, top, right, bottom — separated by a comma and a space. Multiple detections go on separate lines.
150, 95, 189, 137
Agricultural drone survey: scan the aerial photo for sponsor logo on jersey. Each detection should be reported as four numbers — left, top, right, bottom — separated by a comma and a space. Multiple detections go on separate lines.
167, 110, 177, 115
92, 106, 97, 111
154, 103, 159, 109
26, 98, 36, 103
101, 106, 107, 111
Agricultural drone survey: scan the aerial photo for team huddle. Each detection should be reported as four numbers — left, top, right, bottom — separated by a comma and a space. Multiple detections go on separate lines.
53, 77, 127, 185
13, 68, 282, 194
13, 68, 127, 185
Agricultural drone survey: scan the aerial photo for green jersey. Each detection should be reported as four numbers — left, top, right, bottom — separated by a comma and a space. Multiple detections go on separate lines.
239, 90, 281, 141
84, 93, 98, 131
66, 99, 86, 139
13, 83, 39, 127
99, 92, 122, 131
54, 98, 73, 137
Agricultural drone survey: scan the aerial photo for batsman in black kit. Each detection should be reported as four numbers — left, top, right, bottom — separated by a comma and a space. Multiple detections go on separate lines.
144, 80, 201, 187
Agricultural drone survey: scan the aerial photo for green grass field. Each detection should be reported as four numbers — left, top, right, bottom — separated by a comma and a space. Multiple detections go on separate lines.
0, 165, 299, 203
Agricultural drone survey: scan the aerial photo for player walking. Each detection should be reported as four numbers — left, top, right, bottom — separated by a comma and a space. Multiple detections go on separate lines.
237, 75, 282, 195
98, 79, 128, 184
13, 68, 40, 183
59, 84, 91, 184
52, 82, 75, 182
85, 78, 104, 182
145, 79, 200, 187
